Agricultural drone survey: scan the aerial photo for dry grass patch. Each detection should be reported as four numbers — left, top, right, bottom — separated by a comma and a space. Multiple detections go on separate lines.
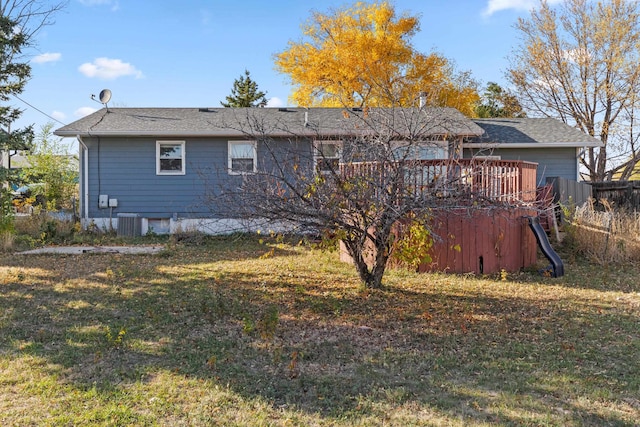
0, 235, 638, 426
566, 201, 640, 264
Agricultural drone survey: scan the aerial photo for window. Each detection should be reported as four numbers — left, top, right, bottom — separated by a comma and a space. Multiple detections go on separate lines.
474, 155, 501, 161
157, 141, 185, 175
392, 141, 448, 160
228, 141, 257, 174
314, 141, 342, 173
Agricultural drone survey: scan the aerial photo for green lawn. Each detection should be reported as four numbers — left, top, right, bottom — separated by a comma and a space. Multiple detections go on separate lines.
0, 236, 638, 426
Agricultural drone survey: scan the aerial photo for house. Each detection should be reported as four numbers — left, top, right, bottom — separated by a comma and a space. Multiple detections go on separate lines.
54, 107, 601, 235
1, 151, 30, 169
467, 118, 603, 185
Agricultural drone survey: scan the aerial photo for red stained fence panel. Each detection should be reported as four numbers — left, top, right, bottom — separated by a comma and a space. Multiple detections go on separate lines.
340, 207, 539, 275
420, 208, 537, 274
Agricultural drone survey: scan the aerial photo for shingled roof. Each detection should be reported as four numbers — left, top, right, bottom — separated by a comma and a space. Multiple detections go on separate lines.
468, 118, 603, 148
54, 107, 484, 139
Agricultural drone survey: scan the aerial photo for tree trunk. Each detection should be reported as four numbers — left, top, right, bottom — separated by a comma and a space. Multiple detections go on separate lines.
343, 236, 388, 289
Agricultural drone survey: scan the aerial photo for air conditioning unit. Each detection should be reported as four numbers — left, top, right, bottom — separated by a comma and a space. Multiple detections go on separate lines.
117, 213, 141, 237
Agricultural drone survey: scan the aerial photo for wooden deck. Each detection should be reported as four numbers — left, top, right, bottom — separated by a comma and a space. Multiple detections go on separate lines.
340, 159, 538, 204
338, 159, 541, 274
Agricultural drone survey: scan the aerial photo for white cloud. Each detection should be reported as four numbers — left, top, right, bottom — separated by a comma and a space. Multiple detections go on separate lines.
75, 107, 97, 117
482, 0, 562, 17
32, 52, 61, 64
78, 57, 144, 80
51, 111, 66, 121
266, 97, 284, 108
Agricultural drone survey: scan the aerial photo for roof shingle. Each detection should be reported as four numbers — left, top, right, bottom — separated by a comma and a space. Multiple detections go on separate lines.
54, 107, 484, 138
471, 118, 602, 146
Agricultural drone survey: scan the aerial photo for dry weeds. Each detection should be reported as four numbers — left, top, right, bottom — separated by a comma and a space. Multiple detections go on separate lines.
566, 200, 640, 264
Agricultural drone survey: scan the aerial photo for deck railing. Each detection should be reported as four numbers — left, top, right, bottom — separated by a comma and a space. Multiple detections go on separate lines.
339, 159, 538, 204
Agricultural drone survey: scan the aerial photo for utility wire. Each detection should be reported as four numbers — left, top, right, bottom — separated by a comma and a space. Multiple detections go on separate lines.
12, 94, 68, 126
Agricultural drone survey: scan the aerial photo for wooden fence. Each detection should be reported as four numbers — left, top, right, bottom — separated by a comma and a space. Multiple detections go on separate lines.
340, 207, 539, 274
545, 176, 592, 207
422, 207, 538, 274
590, 181, 640, 211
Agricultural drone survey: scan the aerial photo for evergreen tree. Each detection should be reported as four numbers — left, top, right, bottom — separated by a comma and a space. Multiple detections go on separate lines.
475, 82, 526, 118
220, 70, 268, 108
0, 15, 34, 231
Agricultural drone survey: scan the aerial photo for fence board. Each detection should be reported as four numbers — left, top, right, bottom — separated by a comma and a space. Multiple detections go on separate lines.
420, 207, 537, 274
545, 176, 592, 207
591, 181, 640, 211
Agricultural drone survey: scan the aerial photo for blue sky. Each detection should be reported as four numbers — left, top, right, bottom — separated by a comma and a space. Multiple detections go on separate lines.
12, 0, 559, 136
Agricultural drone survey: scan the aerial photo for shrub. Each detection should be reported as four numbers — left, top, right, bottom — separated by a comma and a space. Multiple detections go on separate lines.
390, 216, 433, 271
13, 214, 77, 245
0, 187, 15, 234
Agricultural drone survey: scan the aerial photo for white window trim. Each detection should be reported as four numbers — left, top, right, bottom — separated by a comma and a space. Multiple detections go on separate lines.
313, 140, 343, 174
156, 140, 186, 175
228, 140, 257, 175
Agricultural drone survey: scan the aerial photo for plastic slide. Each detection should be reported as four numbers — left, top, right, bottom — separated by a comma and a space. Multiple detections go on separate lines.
527, 216, 564, 277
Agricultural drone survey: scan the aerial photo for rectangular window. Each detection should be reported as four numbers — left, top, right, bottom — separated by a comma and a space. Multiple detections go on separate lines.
392, 141, 448, 160
157, 141, 185, 175
314, 141, 342, 173
474, 155, 502, 161
228, 141, 257, 174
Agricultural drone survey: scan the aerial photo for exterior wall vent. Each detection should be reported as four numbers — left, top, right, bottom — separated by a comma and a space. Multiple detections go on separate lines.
117, 213, 142, 237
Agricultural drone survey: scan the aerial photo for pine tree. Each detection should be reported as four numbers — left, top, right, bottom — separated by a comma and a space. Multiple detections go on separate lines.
475, 82, 526, 118
0, 15, 34, 231
220, 70, 268, 108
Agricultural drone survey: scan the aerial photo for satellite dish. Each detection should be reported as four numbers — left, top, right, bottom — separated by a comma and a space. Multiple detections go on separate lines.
91, 89, 113, 110
98, 89, 112, 105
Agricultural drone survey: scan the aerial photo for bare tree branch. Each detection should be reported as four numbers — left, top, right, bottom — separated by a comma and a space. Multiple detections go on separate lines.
508, 0, 640, 181
202, 107, 539, 289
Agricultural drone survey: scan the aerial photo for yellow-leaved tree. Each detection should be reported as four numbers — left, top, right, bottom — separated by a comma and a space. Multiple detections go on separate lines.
274, 1, 479, 115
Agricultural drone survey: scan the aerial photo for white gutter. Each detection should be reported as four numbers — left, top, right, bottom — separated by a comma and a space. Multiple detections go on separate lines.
76, 135, 89, 220
463, 141, 604, 149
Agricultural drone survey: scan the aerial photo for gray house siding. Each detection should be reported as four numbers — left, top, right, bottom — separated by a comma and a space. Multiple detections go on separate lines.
84, 136, 313, 220
464, 147, 578, 185
56, 109, 604, 234
82, 137, 578, 221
